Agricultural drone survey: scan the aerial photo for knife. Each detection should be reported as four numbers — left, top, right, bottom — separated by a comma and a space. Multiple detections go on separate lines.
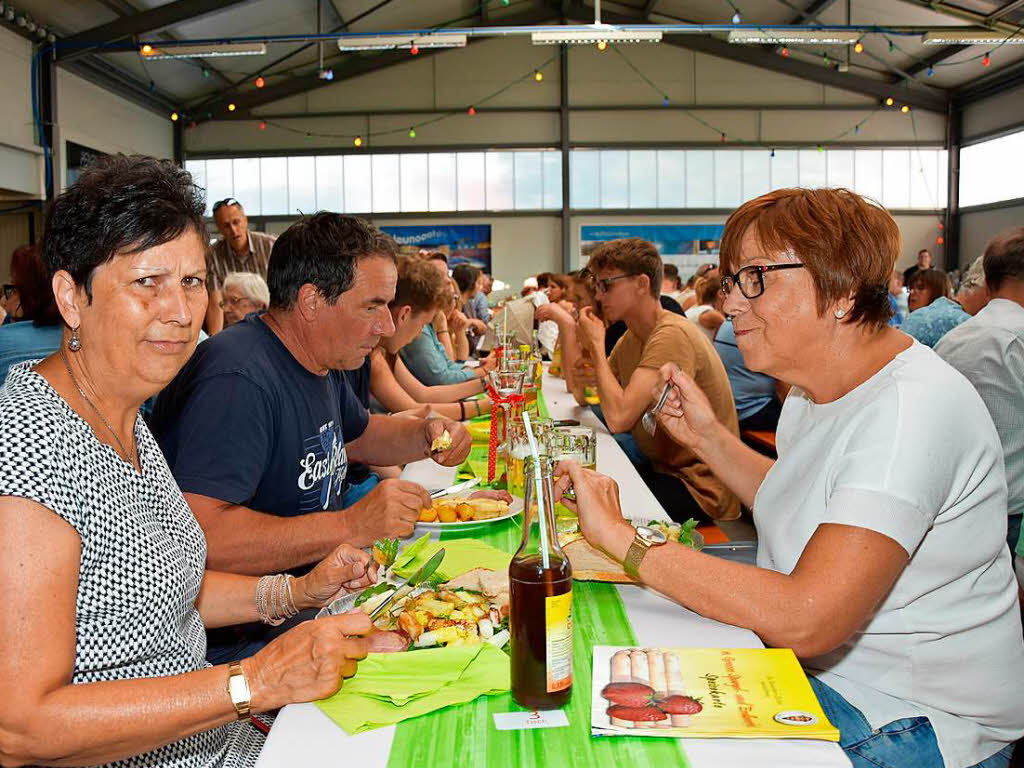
429, 477, 480, 499
368, 548, 446, 621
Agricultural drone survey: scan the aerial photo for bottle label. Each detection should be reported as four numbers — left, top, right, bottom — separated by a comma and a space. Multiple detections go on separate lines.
545, 590, 573, 692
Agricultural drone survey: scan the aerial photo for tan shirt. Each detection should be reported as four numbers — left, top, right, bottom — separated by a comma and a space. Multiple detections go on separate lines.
207, 231, 276, 291
609, 309, 741, 521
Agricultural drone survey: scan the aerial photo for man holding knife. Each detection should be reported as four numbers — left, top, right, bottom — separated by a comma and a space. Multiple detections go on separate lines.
151, 214, 471, 662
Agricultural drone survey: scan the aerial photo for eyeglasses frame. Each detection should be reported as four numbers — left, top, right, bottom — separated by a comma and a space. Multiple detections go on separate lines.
720, 263, 806, 300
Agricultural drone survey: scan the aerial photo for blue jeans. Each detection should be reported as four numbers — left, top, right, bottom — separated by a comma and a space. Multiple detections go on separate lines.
809, 677, 1014, 768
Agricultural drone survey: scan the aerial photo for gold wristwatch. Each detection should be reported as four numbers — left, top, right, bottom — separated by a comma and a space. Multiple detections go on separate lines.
226, 661, 252, 720
622, 525, 668, 580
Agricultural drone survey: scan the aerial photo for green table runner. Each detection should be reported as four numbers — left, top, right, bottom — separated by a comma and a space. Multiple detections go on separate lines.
385, 516, 689, 768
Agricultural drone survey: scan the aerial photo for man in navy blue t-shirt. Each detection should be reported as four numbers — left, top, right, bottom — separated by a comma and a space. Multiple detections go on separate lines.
151, 214, 471, 585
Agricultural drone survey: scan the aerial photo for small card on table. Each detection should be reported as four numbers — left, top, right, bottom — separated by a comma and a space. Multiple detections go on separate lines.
493, 710, 570, 731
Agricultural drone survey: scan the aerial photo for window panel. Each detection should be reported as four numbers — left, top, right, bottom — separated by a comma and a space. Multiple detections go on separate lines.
910, 149, 940, 210
936, 150, 948, 205
826, 150, 855, 191
769, 150, 798, 190
259, 157, 287, 215
627, 150, 657, 208
400, 154, 428, 212
797, 149, 827, 189
853, 150, 882, 204
343, 154, 371, 213
457, 153, 486, 210
599, 150, 628, 208
713, 150, 742, 208
204, 159, 234, 215
543, 151, 562, 209
287, 156, 315, 216
881, 149, 910, 209
231, 157, 261, 216
485, 152, 514, 210
685, 150, 713, 208
315, 155, 344, 212
514, 151, 543, 210
185, 160, 208, 214
428, 153, 456, 212
657, 150, 686, 207
960, 131, 1024, 207
741, 150, 770, 201
371, 154, 400, 213
570, 150, 599, 209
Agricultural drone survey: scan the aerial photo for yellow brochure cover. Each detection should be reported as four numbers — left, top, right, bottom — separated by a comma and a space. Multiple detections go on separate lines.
591, 646, 840, 741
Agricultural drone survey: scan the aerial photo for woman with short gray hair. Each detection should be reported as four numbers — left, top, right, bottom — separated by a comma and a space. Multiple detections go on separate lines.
220, 271, 270, 327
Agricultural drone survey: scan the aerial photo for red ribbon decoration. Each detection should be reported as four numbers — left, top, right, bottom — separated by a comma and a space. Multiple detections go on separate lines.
483, 379, 526, 483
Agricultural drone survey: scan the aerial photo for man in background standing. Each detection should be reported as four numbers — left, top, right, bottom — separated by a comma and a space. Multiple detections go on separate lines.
903, 247, 933, 287
206, 197, 276, 334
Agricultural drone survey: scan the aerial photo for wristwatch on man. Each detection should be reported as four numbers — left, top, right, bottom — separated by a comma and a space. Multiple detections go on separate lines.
622, 525, 669, 580
226, 661, 252, 720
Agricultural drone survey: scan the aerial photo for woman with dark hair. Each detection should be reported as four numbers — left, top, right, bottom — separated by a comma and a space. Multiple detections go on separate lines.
555, 187, 1024, 768
0, 155, 381, 768
902, 267, 971, 347
0, 244, 64, 383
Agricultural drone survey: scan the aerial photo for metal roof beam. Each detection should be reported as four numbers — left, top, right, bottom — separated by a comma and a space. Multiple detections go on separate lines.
58, 0, 252, 62
570, 3, 949, 112
193, 5, 560, 121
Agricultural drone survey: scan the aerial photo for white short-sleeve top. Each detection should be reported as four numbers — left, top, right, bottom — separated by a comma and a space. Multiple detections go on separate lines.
754, 342, 1024, 768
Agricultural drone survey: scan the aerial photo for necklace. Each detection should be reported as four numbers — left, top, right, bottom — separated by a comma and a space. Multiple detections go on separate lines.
60, 346, 138, 469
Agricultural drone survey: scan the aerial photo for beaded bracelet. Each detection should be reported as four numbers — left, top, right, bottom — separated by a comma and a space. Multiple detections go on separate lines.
255, 574, 300, 626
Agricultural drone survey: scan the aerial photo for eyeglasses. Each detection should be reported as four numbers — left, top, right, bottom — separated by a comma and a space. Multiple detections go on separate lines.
720, 264, 805, 300
2, 284, 18, 300
589, 273, 637, 294
219, 296, 254, 309
212, 197, 240, 213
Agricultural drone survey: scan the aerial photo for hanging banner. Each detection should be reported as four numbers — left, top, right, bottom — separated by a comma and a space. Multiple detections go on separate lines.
382, 225, 492, 273
580, 224, 724, 274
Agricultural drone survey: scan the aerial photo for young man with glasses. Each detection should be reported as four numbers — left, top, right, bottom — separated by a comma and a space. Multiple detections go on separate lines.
576, 237, 740, 524
207, 198, 276, 334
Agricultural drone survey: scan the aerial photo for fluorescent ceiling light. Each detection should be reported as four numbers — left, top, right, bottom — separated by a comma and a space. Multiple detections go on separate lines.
921, 29, 1024, 44
337, 33, 467, 51
531, 28, 662, 44
140, 42, 266, 59
727, 29, 861, 44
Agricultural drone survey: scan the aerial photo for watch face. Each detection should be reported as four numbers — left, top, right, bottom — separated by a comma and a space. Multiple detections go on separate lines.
635, 525, 668, 545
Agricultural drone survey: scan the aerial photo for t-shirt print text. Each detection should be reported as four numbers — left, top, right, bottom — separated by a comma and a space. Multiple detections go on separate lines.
297, 420, 348, 510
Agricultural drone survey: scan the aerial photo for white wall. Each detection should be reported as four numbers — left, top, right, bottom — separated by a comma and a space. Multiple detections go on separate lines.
963, 82, 1024, 143
960, 203, 1024, 267
56, 69, 173, 188
0, 27, 43, 198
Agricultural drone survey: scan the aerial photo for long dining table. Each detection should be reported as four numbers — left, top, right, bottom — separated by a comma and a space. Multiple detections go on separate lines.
254, 368, 850, 768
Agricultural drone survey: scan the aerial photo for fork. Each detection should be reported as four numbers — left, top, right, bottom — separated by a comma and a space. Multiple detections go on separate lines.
642, 381, 672, 436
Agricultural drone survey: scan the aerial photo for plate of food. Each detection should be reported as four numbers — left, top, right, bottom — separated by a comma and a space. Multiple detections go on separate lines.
317, 566, 511, 653
416, 490, 522, 531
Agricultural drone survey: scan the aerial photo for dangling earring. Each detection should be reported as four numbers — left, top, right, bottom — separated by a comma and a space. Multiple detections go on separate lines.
68, 326, 82, 352
834, 309, 846, 319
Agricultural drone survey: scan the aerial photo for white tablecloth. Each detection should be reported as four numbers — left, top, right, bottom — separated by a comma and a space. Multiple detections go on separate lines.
255, 370, 849, 768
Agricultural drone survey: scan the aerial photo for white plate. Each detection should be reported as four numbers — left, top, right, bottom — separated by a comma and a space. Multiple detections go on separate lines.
415, 496, 524, 532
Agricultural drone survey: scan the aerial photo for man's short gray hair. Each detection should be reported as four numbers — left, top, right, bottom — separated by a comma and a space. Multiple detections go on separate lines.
958, 256, 986, 292
223, 271, 270, 308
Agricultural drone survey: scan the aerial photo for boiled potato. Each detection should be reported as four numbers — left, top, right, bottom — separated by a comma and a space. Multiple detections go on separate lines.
456, 502, 475, 521
437, 502, 457, 523
418, 506, 438, 522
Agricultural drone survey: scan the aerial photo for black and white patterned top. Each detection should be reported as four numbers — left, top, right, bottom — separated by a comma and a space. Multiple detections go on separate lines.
0, 362, 264, 768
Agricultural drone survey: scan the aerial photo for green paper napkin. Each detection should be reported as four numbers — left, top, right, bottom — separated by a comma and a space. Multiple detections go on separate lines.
393, 535, 512, 581
315, 643, 510, 734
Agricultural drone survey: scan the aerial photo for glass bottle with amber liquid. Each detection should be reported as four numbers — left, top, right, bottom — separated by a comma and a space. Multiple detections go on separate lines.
509, 455, 573, 709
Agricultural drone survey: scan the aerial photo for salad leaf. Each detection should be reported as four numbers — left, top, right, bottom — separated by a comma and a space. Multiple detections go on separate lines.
677, 518, 700, 548
354, 582, 395, 607
372, 538, 400, 569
